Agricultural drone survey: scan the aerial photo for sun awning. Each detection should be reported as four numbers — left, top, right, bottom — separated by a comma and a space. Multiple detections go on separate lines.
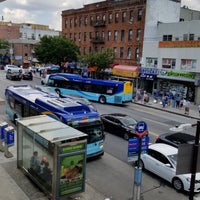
112, 65, 140, 78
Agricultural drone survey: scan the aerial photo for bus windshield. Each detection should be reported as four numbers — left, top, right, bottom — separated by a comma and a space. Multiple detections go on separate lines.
78, 124, 104, 144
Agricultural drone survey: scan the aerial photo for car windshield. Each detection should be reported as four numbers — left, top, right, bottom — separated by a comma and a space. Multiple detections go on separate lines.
168, 154, 177, 166
119, 116, 137, 126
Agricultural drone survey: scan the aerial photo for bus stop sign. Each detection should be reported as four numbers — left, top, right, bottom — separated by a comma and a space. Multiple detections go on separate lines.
135, 121, 148, 138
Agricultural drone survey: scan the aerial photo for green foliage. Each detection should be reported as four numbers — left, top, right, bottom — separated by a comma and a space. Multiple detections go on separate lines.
34, 36, 80, 64
0, 39, 9, 55
79, 48, 114, 71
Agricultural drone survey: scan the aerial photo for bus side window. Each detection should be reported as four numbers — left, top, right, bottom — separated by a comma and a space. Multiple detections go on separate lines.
106, 87, 114, 94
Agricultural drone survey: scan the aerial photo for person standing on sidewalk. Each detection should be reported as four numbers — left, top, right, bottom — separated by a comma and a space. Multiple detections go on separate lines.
184, 99, 190, 115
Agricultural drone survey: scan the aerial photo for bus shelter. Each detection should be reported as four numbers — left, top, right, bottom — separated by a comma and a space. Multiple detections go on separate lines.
16, 115, 87, 200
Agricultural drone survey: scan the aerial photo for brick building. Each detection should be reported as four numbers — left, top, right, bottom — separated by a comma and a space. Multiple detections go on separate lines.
62, 0, 146, 66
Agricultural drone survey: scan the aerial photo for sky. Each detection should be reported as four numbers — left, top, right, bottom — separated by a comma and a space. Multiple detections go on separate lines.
0, 0, 199, 31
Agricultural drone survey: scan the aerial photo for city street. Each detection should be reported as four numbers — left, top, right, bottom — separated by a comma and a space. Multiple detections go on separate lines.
0, 70, 199, 200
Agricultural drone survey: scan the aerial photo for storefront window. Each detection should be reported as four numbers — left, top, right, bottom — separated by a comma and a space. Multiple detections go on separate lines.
146, 57, 158, 68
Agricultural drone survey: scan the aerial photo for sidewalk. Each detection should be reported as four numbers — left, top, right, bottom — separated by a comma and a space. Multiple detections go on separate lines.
133, 98, 200, 120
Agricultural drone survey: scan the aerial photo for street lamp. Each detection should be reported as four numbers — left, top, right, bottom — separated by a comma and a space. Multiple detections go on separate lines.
170, 121, 200, 200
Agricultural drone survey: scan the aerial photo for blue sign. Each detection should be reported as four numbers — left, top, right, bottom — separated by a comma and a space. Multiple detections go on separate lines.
5, 130, 15, 147
127, 136, 149, 159
0, 122, 8, 140
135, 121, 148, 138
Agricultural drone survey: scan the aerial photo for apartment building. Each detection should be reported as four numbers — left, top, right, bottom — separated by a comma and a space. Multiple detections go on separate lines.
62, 0, 146, 67
0, 21, 60, 66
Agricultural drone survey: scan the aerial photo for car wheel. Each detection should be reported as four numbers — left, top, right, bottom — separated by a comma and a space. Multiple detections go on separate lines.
135, 159, 145, 169
99, 96, 106, 104
172, 177, 183, 191
123, 133, 129, 140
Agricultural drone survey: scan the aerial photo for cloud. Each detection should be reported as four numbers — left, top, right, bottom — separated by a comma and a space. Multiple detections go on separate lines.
0, 0, 199, 31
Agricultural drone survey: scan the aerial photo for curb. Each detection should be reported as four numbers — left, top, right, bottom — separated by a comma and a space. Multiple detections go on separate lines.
133, 102, 199, 120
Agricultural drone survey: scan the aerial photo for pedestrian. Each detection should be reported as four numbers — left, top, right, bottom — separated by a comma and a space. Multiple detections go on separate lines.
30, 151, 40, 173
184, 99, 190, 115
175, 94, 181, 109
143, 91, 149, 104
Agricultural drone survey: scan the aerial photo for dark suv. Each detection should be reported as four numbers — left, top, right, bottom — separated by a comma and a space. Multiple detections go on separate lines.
155, 132, 195, 148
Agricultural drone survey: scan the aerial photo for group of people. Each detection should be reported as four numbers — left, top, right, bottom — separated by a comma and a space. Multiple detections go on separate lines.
30, 151, 52, 183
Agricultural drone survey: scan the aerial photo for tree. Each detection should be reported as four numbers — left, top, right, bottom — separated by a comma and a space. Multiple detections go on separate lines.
34, 36, 79, 65
0, 39, 9, 55
80, 48, 114, 72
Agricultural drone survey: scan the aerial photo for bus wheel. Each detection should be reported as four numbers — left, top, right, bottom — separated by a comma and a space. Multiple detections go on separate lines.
99, 96, 106, 104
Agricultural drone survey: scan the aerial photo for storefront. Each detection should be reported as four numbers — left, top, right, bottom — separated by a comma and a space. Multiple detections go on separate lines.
156, 69, 196, 101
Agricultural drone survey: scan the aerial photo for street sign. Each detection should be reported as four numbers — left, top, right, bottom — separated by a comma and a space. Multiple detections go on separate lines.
135, 121, 148, 138
127, 136, 149, 162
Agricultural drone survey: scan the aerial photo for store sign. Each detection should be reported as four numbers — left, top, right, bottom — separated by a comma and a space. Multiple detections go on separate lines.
158, 69, 195, 79
140, 68, 158, 75
159, 40, 200, 48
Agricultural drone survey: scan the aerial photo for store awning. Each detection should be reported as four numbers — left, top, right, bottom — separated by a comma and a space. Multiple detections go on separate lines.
112, 65, 140, 78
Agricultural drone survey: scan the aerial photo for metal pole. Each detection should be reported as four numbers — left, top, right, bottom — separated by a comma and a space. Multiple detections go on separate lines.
132, 137, 142, 200
189, 121, 200, 200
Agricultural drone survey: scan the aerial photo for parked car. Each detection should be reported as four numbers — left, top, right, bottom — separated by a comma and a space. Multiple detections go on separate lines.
6, 71, 22, 80
135, 143, 200, 192
100, 113, 138, 140
22, 70, 33, 80
4, 64, 22, 73
155, 132, 195, 148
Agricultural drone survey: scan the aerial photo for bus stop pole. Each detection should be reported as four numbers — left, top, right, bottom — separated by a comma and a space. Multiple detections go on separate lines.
132, 137, 142, 200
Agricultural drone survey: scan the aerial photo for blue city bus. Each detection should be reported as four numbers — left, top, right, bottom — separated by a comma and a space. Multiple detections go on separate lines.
5, 85, 104, 158
44, 73, 133, 104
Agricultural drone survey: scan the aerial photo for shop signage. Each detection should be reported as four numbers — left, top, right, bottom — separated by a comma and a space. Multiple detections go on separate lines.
159, 40, 200, 48
140, 68, 158, 75
158, 69, 195, 79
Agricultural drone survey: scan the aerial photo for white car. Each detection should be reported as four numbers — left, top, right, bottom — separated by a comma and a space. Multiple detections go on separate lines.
4, 65, 22, 73
136, 143, 200, 192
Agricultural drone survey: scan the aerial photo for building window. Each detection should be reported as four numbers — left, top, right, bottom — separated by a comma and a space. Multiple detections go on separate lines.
83, 47, 86, 55
113, 47, 117, 58
114, 30, 118, 41
79, 17, 82, 27
128, 29, 133, 41
122, 11, 126, 23
108, 31, 111, 41
115, 13, 119, 23
136, 29, 141, 41
102, 15, 106, 23
109, 13, 112, 23
181, 59, 196, 70
32, 33, 35, 40
65, 19, 67, 28
163, 35, 172, 41
84, 17, 87, 25
74, 18, 77, 27
189, 34, 194, 41
89, 47, 92, 53
89, 32, 92, 40
102, 31, 105, 40
96, 15, 100, 23
138, 9, 142, 21
127, 47, 132, 59
101, 47, 104, 52
90, 16, 93, 25
146, 57, 158, 68
70, 19, 73, 28
120, 47, 124, 58
183, 34, 188, 41
121, 30, 125, 41
135, 47, 140, 60
70, 33, 72, 40
129, 10, 134, 22
95, 46, 98, 52
74, 33, 76, 41
162, 58, 176, 69
79, 32, 81, 41
95, 31, 99, 39
84, 32, 86, 41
